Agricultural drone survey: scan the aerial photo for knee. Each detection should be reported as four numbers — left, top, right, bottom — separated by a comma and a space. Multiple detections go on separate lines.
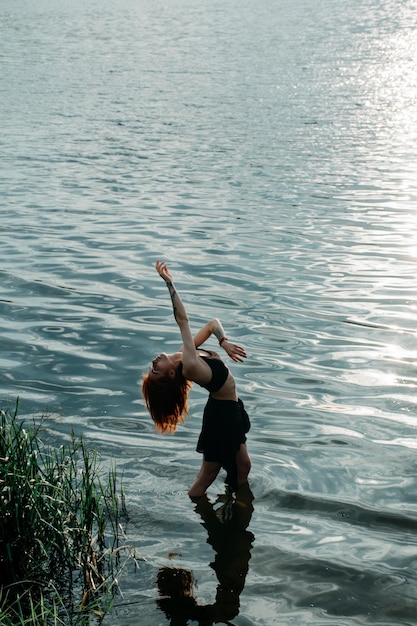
188, 485, 203, 499
188, 463, 220, 498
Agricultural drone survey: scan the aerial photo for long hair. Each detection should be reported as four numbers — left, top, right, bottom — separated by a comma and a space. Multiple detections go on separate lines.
142, 364, 192, 433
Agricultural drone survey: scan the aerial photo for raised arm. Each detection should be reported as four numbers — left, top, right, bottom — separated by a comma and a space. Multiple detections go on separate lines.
155, 261, 247, 366
155, 261, 188, 324
191, 318, 226, 347
188, 319, 247, 363
155, 261, 198, 363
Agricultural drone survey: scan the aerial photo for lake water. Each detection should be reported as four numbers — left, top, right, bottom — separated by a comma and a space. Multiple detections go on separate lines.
1, 0, 417, 623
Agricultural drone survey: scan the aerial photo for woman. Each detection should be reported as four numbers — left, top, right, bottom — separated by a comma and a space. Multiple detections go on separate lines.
142, 261, 251, 498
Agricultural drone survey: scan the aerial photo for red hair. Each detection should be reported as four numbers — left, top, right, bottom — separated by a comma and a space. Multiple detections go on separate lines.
142, 365, 192, 433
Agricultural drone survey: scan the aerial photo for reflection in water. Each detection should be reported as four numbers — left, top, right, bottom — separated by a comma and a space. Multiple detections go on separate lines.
156, 483, 254, 625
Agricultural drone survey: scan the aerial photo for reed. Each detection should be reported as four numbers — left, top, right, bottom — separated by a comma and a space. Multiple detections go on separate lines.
0, 401, 131, 625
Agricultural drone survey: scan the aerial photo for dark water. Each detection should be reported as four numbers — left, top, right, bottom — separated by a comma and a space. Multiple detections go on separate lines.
1, 0, 417, 623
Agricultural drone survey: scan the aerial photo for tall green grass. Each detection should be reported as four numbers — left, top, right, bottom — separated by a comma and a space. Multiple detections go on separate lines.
0, 401, 131, 625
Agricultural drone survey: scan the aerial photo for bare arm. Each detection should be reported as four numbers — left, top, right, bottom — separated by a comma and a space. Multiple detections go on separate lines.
155, 261, 200, 373
155, 260, 188, 325
182, 318, 247, 363
155, 261, 246, 374
188, 318, 225, 349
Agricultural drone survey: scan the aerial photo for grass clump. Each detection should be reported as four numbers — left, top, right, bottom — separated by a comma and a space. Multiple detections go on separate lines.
0, 401, 131, 625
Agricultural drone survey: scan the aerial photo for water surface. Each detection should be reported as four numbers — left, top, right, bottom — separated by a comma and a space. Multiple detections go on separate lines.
1, 0, 417, 623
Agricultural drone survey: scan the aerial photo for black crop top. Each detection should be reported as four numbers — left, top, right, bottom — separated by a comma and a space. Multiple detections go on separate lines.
198, 349, 229, 393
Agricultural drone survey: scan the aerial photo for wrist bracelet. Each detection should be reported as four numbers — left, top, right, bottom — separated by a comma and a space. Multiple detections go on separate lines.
219, 336, 228, 346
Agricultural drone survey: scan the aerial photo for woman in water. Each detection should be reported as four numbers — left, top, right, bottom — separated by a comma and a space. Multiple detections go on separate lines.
142, 261, 251, 498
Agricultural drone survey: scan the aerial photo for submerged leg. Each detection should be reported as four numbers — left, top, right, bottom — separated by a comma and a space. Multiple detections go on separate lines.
188, 458, 221, 498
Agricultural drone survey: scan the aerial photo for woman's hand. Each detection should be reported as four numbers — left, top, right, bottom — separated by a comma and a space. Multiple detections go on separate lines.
155, 261, 189, 326
221, 340, 247, 363
155, 260, 173, 283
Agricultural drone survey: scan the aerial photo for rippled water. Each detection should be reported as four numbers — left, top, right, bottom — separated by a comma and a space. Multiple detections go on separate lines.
2, 0, 417, 623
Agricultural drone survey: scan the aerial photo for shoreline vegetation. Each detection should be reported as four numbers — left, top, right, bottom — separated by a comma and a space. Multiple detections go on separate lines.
0, 400, 133, 625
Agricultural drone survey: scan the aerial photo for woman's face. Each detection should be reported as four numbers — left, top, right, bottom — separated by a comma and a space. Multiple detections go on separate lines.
149, 352, 181, 380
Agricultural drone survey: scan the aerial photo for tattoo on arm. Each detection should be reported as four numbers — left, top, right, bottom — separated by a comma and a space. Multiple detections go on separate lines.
167, 281, 179, 321
213, 321, 225, 342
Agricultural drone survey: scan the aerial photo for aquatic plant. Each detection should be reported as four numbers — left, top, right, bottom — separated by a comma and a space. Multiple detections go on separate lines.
0, 401, 131, 625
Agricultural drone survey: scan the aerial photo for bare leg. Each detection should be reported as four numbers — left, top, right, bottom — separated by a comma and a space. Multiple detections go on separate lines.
236, 443, 251, 487
188, 458, 221, 498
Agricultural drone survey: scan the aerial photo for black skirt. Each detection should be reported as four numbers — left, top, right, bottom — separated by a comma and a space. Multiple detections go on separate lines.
196, 396, 250, 492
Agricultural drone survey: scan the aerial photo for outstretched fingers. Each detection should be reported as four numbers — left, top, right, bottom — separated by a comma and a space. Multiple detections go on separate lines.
227, 342, 247, 362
